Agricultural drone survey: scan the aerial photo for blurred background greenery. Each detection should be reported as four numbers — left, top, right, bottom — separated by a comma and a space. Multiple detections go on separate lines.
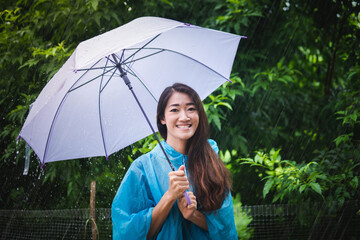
1, 1, 359, 228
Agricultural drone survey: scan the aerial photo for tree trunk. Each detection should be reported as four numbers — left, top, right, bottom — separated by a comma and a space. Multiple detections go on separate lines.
90, 180, 98, 240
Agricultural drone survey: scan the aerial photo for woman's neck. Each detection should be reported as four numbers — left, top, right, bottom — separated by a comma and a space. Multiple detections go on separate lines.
166, 139, 187, 155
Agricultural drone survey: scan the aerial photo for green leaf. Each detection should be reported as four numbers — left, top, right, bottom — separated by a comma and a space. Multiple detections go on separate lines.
335, 111, 345, 115
212, 114, 221, 130
309, 182, 322, 195
90, 0, 99, 10
224, 150, 231, 163
350, 176, 358, 189
254, 153, 264, 164
272, 193, 281, 203
67, 182, 73, 196
216, 102, 233, 110
299, 184, 306, 193
350, 112, 357, 122
127, 155, 133, 163
263, 178, 274, 198
316, 174, 329, 181
93, 13, 101, 27
160, 0, 174, 8
334, 133, 353, 147
18, 58, 40, 69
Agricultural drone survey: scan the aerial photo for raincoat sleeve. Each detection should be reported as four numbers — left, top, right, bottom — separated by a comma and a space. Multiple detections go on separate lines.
205, 139, 238, 239
111, 156, 156, 240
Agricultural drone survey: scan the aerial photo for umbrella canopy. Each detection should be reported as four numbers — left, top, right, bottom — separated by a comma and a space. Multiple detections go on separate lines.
19, 16, 243, 165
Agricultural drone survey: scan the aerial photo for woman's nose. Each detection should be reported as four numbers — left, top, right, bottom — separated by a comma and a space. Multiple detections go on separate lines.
179, 110, 190, 121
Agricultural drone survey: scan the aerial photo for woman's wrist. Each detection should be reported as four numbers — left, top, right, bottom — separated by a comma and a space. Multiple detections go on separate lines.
187, 210, 200, 221
187, 210, 208, 231
164, 190, 177, 203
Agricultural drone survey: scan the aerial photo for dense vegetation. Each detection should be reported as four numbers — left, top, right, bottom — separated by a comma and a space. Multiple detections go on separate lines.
1, 0, 359, 222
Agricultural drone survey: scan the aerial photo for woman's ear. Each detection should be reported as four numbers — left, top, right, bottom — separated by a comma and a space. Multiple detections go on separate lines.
160, 118, 166, 125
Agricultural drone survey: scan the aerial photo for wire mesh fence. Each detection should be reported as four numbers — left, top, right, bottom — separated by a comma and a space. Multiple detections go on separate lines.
0, 208, 112, 240
243, 200, 360, 240
1, 201, 359, 239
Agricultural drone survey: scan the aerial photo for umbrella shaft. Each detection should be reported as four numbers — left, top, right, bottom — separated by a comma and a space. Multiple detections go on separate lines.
111, 54, 132, 90
111, 53, 175, 171
128, 87, 175, 171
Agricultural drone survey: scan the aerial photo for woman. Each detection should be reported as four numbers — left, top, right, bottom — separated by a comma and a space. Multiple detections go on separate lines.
112, 83, 237, 239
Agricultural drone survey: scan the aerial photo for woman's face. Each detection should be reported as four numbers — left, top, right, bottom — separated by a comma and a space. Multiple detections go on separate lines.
161, 91, 199, 147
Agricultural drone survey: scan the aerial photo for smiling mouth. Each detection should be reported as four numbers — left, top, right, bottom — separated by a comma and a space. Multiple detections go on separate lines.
176, 124, 192, 128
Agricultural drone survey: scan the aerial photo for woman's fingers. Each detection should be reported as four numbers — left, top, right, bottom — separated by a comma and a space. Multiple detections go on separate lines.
168, 166, 189, 199
169, 166, 188, 185
169, 175, 188, 187
179, 192, 196, 207
177, 191, 197, 220
178, 165, 185, 172
186, 192, 197, 208
171, 166, 187, 177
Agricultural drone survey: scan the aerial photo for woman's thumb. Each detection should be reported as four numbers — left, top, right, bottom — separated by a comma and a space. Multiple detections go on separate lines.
178, 165, 185, 172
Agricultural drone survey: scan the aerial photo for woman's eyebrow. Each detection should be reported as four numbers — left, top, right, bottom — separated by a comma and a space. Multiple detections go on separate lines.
168, 104, 180, 108
168, 102, 195, 108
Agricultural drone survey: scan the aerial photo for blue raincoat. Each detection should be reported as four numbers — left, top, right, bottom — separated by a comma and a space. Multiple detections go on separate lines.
112, 140, 237, 239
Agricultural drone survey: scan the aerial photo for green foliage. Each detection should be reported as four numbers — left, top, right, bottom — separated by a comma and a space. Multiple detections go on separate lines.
239, 149, 325, 203
209, 0, 360, 206
0, 0, 359, 220
334, 67, 360, 147
0, 0, 173, 209
237, 146, 359, 208
0, 0, 231, 209
232, 194, 253, 240
128, 134, 160, 160
213, 0, 263, 34
204, 93, 233, 131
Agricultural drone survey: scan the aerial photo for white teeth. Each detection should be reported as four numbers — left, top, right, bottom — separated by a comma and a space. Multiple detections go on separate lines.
177, 125, 191, 128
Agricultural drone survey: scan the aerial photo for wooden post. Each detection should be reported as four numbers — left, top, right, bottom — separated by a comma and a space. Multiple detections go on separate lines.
90, 180, 98, 240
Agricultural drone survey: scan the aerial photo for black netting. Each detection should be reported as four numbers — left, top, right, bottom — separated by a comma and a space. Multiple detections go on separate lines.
244, 201, 360, 240
0, 208, 111, 240
1, 201, 359, 239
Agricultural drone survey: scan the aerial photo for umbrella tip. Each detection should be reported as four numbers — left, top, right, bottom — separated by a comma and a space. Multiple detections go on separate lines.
106, 155, 109, 161
241, 36, 248, 39
184, 22, 191, 26
17, 135, 20, 141
73, 69, 78, 73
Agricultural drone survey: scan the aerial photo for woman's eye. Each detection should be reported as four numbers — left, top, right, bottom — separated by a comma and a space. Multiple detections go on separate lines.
170, 109, 178, 112
188, 107, 196, 111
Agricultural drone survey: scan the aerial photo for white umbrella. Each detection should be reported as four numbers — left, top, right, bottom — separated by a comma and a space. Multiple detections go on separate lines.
19, 16, 243, 166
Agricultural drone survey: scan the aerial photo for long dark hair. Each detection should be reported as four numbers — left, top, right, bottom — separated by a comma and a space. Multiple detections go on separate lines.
157, 83, 231, 211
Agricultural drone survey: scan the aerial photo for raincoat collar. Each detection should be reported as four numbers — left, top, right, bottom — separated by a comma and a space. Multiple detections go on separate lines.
154, 140, 187, 167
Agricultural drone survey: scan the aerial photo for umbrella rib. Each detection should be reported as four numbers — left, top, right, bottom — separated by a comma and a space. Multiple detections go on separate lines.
41, 58, 103, 164
123, 65, 158, 103
98, 58, 109, 159
124, 47, 231, 82
122, 49, 165, 65
69, 66, 117, 92
75, 66, 115, 71
100, 68, 117, 93
107, 54, 158, 102
122, 34, 161, 64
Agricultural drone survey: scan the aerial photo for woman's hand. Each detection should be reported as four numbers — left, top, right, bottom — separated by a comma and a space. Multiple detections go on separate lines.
177, 191, 197, 220
147, 165, 190, 239
167, 165, 189, 201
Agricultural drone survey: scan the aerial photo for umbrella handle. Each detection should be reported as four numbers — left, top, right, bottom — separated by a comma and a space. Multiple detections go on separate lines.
184, 192, 191, 205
